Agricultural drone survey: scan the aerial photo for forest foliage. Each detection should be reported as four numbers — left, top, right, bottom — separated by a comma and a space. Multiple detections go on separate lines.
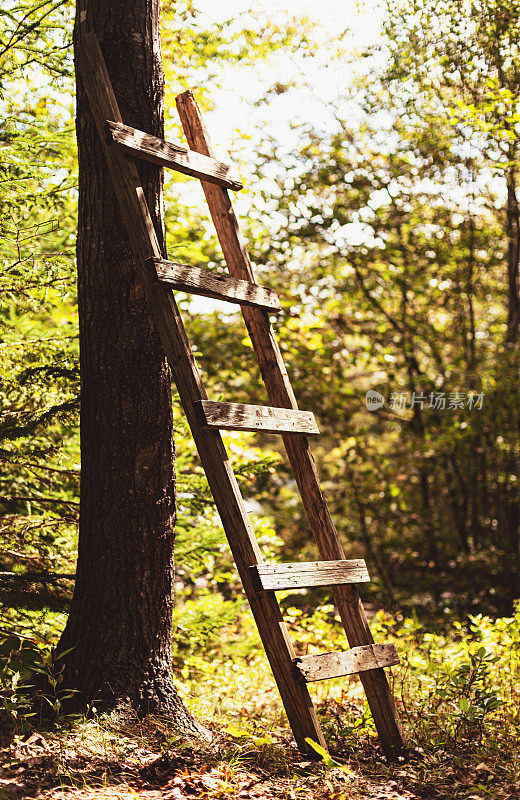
1, 0, 520, 795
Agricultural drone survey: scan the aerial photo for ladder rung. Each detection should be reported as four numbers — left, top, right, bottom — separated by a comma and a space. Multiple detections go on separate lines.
295, 644, 399, 682
250, 559, 370, 591
194, 400, 319, 435
151, 257, 281, 313
106, 120, 243, 191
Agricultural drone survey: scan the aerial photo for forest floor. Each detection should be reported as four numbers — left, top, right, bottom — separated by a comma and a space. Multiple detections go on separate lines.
0, 712, 504, 800
0, 605, 518, 799
0, 715, 417, 800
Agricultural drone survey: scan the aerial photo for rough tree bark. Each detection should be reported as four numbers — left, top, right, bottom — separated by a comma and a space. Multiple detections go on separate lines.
56, 0, 201, 733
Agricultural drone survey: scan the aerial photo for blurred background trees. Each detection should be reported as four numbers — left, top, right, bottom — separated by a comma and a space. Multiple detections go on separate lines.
1, 0, 519, 660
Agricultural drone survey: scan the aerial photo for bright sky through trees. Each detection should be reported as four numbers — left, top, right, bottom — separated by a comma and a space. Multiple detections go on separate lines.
196, 0, 383, 41
164, 1, 385, 315
191, 0, 385, 152
168, 0, 386, 286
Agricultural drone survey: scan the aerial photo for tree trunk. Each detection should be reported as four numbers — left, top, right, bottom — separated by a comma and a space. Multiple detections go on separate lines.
56, 0, 201, 734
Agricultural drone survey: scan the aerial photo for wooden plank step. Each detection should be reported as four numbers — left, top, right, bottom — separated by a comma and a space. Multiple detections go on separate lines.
106, 120, 243, 191
194, 400, 319, 435
151, 257, 281, 313
295, 644, 399, 682
250, 559, 370, 591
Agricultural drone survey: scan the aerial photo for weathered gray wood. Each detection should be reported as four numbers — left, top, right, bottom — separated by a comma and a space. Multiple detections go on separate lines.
176, 89, 407, 760
295, 644, 400, 682
107, 120, 242, 191
152, 257, 281, 312
78, 28, 327, 757
251, 559, 370, 591
195, 400, 319, 435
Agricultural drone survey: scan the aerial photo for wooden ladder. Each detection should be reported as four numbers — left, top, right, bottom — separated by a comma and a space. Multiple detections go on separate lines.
77, 29, 407, 760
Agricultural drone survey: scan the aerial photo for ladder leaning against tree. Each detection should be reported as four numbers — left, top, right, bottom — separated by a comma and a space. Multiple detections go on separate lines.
76, 26, 407, 760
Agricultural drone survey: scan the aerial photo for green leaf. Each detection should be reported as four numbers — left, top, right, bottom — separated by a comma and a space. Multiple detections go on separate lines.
304, 737, 329, 760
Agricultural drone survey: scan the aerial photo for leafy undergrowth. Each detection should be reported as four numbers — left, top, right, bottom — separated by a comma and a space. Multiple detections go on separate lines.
0, 604, 519, 799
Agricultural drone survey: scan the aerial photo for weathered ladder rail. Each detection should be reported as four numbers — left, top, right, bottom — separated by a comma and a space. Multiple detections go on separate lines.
77, 27, 406, 760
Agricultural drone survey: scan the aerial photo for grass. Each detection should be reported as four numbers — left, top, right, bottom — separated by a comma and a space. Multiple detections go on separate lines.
0, 601, 519, 799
